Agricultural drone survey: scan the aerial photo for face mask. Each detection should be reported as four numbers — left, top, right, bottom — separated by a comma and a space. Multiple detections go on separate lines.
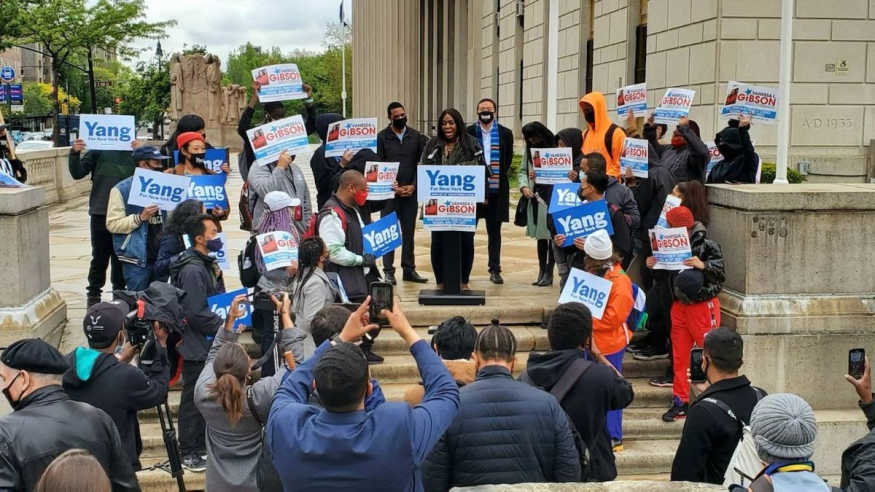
671, 135, 686, 148
392, 117, 407, 130
191, 153, 207, 167
206, 237, 224, 252
583, 107, 595, 124
354, 190, 368, 207
2, 372, 23, 411
478, 111, 494, 124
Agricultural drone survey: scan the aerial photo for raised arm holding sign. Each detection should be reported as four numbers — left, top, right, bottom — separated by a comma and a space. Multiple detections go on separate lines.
251, 64, 306, 102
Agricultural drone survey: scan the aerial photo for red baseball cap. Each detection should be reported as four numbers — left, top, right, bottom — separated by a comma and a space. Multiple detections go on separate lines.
176, 131, 205, 150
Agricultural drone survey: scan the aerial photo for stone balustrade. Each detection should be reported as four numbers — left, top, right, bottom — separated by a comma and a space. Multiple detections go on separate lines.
17, 147, 91, 205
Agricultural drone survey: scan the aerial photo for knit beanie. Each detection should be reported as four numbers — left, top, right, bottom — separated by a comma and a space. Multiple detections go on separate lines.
750, 393, 817, 462
666, 205, 695, 229
583, 229, 613, 260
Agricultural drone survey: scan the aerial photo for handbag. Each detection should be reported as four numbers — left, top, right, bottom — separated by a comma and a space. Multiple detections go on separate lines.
514, 195, 528, 227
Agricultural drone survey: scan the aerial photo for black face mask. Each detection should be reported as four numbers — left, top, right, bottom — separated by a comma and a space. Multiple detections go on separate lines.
583, 107, 595, 124
478, 111, 494, 124
392, 117, 407, 130
2, 372, 23, 411
190, 153, 207, 167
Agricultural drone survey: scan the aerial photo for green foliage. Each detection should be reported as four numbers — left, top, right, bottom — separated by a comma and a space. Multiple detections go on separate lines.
509, 153, 523, 190
20, 82, 80, 115
118, 60, 169, 137
759, 162, 807, 184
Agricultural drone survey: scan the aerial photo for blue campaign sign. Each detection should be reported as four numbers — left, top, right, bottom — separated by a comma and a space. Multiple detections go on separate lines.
548, 183, 582, 214
188, 173, 228, 210
557, 268, 614, 320
0, 66, 14, 82
552, 199, 614, 247
362, 212, 402, 258
208, 288, 252, 331
128, 168, 190, 211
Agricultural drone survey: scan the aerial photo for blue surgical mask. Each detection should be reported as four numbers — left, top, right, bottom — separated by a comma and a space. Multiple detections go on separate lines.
206, 237, 224, 252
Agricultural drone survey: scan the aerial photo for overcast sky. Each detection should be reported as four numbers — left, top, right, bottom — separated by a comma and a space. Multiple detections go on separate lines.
128, 0, 349, 67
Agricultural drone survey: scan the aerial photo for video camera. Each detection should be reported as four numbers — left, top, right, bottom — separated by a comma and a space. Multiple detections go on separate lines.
114, 282, 187, 365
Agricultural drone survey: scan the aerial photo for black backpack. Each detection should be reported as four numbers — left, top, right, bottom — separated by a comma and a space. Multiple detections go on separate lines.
237, 235, 260, 288
548, 358, 595, 482
584, 123, 621, 159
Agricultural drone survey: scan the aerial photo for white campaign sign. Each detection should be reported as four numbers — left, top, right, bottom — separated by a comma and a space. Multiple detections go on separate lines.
127, 168, 190, 211
532, 147, 573, 185
79, 114, 136, 151
365, 161, 399, 201
654, 88, 695, 124
650, 227, 693, 270
558, 268, 614, 320
256, 231, 299, 271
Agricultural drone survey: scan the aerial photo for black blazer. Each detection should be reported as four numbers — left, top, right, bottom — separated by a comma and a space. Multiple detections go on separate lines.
467, 123, 513, 222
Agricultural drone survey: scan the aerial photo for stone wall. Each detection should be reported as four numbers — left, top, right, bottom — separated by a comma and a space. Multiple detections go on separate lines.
18, 147, 91, 206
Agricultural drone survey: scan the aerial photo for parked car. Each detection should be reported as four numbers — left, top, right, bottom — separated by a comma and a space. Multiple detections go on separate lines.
15, 140, 54, 152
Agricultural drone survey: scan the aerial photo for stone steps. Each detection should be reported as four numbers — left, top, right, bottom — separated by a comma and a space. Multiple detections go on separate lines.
136, 456, 204, 492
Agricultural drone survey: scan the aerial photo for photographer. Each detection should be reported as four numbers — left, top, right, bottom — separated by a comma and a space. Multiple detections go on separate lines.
195, 293, 313, 492
841, 355, 875, 491
63, 300, 170, 472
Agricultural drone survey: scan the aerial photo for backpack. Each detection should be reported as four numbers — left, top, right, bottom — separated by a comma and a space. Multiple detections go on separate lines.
584, 123, 620, 159
698, 387, 765, 487
303, 206, 347, 239
237, 235, 260, 288
549, 358, 595, 482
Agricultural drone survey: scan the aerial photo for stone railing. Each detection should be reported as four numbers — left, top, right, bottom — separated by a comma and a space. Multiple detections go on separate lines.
17, 147, 91, 205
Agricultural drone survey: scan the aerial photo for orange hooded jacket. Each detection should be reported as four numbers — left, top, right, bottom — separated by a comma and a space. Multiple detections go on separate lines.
579, 91, 626, 178
591, 263, 634, 355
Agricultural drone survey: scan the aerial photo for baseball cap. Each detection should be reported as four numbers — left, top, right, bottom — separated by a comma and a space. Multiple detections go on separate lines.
263, 191, 301, 212
83, 301, 128, 349
132, 145, 170, 162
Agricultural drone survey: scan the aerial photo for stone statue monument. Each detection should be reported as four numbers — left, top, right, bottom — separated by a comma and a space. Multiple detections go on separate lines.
168, 52, 244, 151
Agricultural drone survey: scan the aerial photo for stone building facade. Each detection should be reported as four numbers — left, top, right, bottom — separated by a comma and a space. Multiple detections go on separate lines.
353, 0, 875, 181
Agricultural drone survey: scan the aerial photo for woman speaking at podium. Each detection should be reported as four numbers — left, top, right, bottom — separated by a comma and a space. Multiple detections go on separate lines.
420, 108, 488, 291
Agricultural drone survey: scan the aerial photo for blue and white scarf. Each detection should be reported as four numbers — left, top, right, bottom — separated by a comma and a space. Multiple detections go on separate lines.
478, 123, 500, 194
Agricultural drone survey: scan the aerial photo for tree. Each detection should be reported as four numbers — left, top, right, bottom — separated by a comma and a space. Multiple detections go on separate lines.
118, 60, 169, 139
20, 82, 80, 115
10, 0, 173, 142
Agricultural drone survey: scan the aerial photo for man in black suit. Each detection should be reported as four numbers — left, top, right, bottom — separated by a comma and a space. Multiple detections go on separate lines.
376, 101, 428, 285
467, 98, 513, 284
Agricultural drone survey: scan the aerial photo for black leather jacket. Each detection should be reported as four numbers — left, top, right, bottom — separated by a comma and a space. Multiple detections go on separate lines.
0, 385, 139, 492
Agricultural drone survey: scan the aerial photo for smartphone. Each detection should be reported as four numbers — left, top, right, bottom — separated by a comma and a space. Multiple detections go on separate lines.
849, 348, 866, 379
369, 282, 393, 323
690, 348, 706, 384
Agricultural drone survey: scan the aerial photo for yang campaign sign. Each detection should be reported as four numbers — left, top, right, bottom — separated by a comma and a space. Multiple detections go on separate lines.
721, 81, 777, 124
417, 165, 485, 202
365, 161, 399, 201
620, 138, 648, 178
655, 194, 682, 229
256, 231, 298, 271
128, 168, 190, 211
558, 268, 614, 320
422, 199, 477, 232
183, 232, 230, 270
654, 88, 695, 124
549, 183, 582, 214
324, 118, 378, 158
552, 199, 614, 247
0, 168, 25, 188
362, 212, 402, 258
252, 64, 305, 102
532, 148, 573, 185
649, 227, 693, 270
247, 114, 310, 166
617, 83, 647, 117
79, 114, 135, 151
705, 141, 724, 181
188, 174, 228, 210
174, 148, 229, 174
208, 288, 252, 331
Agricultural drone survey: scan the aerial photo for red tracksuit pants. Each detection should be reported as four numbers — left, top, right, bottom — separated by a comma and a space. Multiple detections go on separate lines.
671, 297, 721, 403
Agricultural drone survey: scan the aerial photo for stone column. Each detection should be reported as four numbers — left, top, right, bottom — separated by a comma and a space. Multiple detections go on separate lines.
0, 187, 66, 346
709, 183, 875, 474
352, 0, 421, 127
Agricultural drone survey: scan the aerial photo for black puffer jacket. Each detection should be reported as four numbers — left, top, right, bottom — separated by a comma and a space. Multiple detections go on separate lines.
521, 349, 634, 482
422, 366, 580, 491
687, 222, 725, 301
0, 386, 139, 491
707, 121, 759, 184
841, 396, 875, 491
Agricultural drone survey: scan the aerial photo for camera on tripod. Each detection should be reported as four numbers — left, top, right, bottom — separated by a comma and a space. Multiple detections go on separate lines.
125, 299, 155, 352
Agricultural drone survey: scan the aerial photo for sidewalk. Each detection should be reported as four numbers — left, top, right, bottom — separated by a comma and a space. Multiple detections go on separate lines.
52, 146, 555, 351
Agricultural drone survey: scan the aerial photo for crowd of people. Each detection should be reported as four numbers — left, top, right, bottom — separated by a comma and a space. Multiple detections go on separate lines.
0, 80, 868, 492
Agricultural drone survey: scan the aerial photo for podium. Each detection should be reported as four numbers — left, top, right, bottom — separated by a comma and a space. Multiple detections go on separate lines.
418, 230, 486, 305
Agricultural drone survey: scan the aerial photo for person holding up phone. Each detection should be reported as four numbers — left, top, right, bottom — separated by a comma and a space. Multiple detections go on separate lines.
840, 351, 875, 491
670, 327, 766, 485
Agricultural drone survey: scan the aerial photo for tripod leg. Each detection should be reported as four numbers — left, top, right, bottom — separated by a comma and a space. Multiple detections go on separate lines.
273, 310, 281, 374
